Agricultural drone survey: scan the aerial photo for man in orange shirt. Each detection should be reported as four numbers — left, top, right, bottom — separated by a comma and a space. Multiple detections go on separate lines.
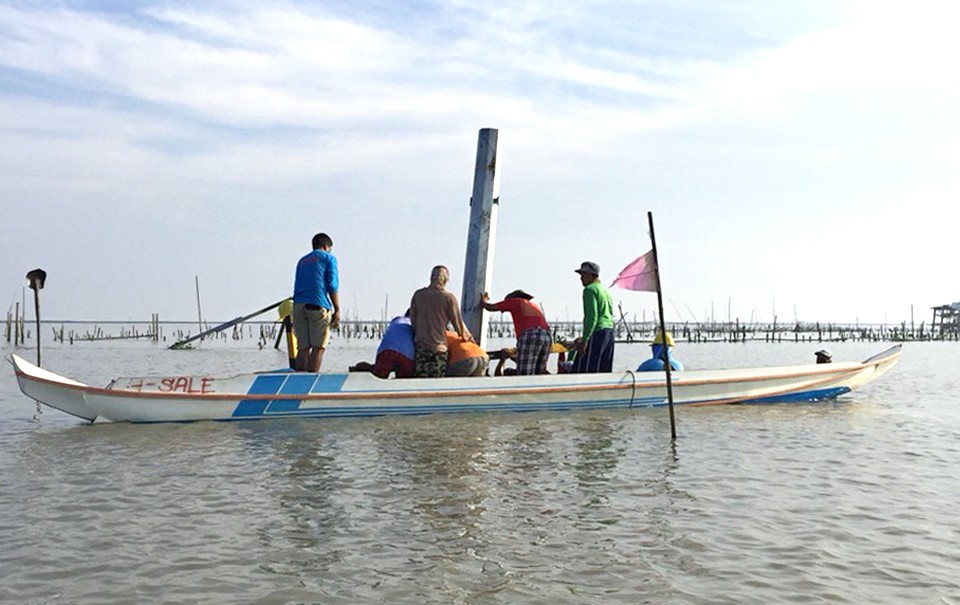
445, 331, 489, 377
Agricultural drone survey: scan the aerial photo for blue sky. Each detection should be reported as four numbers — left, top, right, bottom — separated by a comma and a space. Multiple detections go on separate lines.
1, 0, 958, 326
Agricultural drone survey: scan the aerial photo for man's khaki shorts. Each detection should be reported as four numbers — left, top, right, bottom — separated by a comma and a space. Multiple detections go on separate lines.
293, 303, 332, 349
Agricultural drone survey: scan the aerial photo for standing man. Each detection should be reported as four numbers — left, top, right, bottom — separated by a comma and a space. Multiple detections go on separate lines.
573, 261, 615, 373
481, 289, 552, 375
409, 265, 472, 378
292, 233, 340, 372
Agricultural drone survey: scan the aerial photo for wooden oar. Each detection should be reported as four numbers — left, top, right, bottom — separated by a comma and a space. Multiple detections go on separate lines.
169, 299, 287, 350
616, 302, 634, 342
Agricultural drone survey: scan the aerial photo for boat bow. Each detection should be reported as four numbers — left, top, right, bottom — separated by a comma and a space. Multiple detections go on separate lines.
10, 354, 98, 422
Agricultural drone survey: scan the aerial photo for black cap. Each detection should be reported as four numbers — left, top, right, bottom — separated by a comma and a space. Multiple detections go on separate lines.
574, 261, 600, 276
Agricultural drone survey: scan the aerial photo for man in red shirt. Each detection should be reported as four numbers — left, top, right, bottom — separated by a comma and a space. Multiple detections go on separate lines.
481, 289, 552, 374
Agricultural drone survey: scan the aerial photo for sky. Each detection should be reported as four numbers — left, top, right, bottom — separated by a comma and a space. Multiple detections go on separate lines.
2, 0, 959, 327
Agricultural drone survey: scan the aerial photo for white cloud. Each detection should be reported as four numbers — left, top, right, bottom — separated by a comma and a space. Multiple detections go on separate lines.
2, 1, 959, 322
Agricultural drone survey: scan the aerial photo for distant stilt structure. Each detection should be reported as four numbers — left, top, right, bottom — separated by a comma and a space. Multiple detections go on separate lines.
932, 303, 960, 339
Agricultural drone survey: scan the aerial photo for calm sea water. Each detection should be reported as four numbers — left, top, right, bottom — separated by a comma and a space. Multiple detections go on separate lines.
1, 336, 958, 604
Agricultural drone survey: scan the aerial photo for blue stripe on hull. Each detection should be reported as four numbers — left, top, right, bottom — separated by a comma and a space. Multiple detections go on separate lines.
234, 374, 351, 417
312, 375, 349, 393
228, 381, 853, 420
748, 387, 851, 404
266, 399, 302, 413
233, 399, 270, 416
279, 374, 318, 394
232, 396, 645, 419
248, 375, 286, 395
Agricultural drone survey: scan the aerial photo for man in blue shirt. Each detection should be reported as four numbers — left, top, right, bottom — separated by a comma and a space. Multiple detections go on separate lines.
637, 331, 684, 372
348, 313, 415, 378
292, 233, 340, 372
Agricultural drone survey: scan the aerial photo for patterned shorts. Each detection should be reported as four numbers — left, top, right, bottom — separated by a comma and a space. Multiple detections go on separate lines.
414, 348, 448, 378
516, 328, 552, 375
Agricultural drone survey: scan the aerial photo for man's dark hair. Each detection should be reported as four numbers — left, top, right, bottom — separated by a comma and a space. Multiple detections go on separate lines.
312, 233, 333, 250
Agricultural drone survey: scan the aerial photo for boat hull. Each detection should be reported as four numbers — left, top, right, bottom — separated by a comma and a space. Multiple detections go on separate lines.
9, 345, 901, 424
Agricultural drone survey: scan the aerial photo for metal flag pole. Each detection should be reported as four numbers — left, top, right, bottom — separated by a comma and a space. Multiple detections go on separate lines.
647, 212, 676, 440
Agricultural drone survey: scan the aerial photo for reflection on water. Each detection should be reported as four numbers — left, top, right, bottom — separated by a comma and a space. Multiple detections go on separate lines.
573, 416, 622, 512
243, 421, 348, 577
2, 341, 960, 603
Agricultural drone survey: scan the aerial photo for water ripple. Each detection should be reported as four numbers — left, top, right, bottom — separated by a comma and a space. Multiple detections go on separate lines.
2, 341, 960, 603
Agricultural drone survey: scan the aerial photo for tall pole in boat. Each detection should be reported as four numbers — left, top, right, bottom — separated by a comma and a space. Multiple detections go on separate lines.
648, 212, 677, 440
461, 128, 500, 350
26, 268, 46, 367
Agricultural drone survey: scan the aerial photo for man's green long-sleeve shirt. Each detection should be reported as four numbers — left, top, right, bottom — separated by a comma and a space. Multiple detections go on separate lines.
582, 281, 614, 340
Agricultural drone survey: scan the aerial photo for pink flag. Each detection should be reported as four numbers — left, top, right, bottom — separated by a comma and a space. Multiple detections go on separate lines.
611, 250, 658, 292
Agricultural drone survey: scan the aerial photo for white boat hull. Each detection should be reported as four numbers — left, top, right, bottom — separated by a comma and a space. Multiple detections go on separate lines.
10, 345, 902, 424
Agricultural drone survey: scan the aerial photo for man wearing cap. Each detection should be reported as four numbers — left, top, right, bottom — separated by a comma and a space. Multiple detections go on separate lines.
815, 349, 832, 364
409, 265, 473, 378
573, 261, 615, 373
481, 289, 552, 375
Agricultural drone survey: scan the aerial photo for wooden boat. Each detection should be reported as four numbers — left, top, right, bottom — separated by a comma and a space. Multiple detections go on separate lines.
9, 345, 901, 424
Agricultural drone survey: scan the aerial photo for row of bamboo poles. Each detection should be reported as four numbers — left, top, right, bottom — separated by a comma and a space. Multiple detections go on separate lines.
5, 306, 27, 345
7, 317, 957, 347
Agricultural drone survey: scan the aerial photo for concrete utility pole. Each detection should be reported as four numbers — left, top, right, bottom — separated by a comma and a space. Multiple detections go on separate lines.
461, 128, 500, 350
